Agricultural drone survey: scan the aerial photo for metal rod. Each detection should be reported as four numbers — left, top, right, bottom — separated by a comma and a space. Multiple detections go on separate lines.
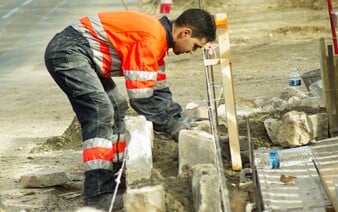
247, 117, 263, 211
247, 117, 253, 168
208, 53, 220, 127
203, 49, 230, 212
109, 153, 126, 212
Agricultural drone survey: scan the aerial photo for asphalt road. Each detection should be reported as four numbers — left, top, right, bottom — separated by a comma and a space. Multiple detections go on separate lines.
0, 0, 139, 76
0, 0, 139, 137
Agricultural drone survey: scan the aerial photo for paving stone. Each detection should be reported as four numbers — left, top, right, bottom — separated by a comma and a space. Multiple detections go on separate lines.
124, 115, 153, 184
308, 113, 328, 140
192, 164, 222, 212
20, 168, 70, 188
264, 118, 282, 145
178, 130, 217, 175
124, 185, 165, 212
76, 206, 105, 212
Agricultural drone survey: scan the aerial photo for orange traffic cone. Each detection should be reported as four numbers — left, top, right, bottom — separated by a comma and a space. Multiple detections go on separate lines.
160, 0, 172, 14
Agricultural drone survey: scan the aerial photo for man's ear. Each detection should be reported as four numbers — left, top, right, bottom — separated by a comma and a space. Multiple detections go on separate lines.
179, 27, 192, 38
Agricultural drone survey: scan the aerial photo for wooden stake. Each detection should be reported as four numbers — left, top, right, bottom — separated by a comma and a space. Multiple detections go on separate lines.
320, 37, 338, 136
216, 13, 242, 171
320, 38, 331, 126
328, 45, 338, 136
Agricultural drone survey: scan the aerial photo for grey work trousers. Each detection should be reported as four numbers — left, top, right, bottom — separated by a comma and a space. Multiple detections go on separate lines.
44, 26, 128, 198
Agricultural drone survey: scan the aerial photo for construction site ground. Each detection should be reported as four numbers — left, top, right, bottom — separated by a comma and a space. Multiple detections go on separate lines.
0, 0, 335, 211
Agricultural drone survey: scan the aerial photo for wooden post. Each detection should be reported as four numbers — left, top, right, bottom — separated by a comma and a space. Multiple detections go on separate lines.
328, 45, 338, 136
320, 38, 338, 136
216, 13, 242, 171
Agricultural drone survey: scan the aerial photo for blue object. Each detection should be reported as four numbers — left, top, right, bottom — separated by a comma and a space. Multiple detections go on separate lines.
269, 151, 280, 169
289, 79, 301, 86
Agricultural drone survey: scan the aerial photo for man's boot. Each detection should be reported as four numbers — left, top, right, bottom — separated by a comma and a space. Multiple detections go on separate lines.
83, 169, 123, 211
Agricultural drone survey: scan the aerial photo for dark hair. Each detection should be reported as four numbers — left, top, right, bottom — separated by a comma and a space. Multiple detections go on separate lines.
174, 8, 216, 42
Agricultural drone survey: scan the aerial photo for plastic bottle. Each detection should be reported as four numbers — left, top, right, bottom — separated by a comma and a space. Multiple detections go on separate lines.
288, 68, 301, 88
255, 146, 313, 169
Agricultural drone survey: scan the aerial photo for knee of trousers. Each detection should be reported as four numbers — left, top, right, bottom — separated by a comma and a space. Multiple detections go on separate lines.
87, 92, 114, 116
115, 99, 129, 117
76, 92, 115, 140
106, 87, 128, 115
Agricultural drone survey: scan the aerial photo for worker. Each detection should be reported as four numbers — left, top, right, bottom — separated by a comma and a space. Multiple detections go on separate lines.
44, 8, 216, 210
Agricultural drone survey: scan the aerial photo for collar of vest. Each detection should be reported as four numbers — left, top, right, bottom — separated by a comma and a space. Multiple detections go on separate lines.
159, 16, 173, 48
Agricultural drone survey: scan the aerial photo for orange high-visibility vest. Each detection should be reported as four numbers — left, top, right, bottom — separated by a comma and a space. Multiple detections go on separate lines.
71, 11, 169, 100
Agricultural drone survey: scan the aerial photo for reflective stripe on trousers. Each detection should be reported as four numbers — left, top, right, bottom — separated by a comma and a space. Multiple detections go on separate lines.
83, 135, 126, 171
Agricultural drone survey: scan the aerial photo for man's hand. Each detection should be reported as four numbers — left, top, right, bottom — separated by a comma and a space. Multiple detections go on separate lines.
153, 113, 196, 141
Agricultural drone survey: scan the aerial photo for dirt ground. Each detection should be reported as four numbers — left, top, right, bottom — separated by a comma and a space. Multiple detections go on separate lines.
0, 0, 334, 211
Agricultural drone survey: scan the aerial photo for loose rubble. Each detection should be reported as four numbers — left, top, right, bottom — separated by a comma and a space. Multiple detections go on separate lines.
22, 79, 328, 211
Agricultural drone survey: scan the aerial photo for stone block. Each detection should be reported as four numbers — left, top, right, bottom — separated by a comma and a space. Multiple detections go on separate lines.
76, 207, 104, 212
264, 118, 282, 145
192, 164, 222, 212
20, 168, 69, 188
124, 185, 165, 212
178, 130, 217, 175
308, 113, 328, 140
277, 110, 313, 147
125, 115, 153, 184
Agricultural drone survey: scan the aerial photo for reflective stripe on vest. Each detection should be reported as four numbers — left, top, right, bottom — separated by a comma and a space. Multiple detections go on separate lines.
83, 137, 126, 170
124, 70, 157, 98
72, 16, 121, 78
154, 64, 167, 90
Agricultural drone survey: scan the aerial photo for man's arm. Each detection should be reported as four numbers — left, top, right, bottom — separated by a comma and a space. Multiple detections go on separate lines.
123, 42, 193, 140
129, 87, 182, 131
129, 87, 194, 141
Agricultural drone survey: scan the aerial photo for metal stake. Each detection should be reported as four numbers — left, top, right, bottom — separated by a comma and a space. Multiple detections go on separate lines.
203, 48, 230, 212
